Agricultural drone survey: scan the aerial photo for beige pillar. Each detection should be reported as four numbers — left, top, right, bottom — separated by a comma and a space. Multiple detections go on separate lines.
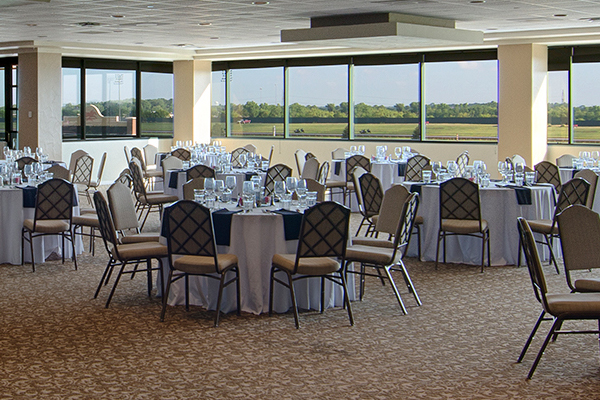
173, 60, 212, 145
18, 49, 63, 161
498, 44, 548, 167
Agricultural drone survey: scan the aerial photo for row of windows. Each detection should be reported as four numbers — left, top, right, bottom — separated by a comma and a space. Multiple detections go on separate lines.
61, 58, 174, 140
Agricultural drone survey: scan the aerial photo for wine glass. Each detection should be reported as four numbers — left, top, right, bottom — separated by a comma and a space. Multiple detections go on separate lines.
431, 161, 442, 181
3, 146, 10, 160
358, 145, 365, 155
274, 180, 286, 202
447, 161, 458, 177
35, 147, 43, 160
592, 151, 600, 167
285, 176, 297, 195
395, 147, 402, 160
238, 153, 247, 168
23, 164, 33, 183
225, 175, 237, 201
204, 177, 215, 194
296, 179, 307, 207
214, 179, 224, 202
514, 162, 524, 174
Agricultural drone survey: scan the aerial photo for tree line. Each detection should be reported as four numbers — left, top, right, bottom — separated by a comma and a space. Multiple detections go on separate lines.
59, 98, 173, 120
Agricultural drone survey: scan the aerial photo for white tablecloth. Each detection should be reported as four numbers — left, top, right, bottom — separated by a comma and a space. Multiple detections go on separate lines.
158, 206, 354, 315
402, 182, 555, 266
0, 187, 83, 265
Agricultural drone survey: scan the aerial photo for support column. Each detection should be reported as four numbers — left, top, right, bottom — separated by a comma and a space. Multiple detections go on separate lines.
498, 44, 548, 167
173, 60, 212, 145
18, 49, 62, 161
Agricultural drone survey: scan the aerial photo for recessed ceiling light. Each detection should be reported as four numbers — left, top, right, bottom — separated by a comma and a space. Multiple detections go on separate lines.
252, 1, 270, 4
470, 0, 485, 3
111, 15, 124, 18
198, 22, 212, 26
554, 14, 567, 17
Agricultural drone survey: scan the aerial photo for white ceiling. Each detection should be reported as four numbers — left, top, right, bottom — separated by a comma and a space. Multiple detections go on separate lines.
2, 0, 600, 60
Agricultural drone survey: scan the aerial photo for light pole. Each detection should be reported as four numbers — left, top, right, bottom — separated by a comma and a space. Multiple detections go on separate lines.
114, 73, 123, 120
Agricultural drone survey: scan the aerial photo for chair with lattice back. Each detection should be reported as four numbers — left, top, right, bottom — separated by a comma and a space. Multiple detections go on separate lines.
356, 172, 383, 237
131, 147, 162, 189
404, 155, 431, 182
16, 156, 36, 170
436, 177, 490, 272
264, 163, 292, 198
520, 177, 590, 273
22, 178, 77, 272
318, 161, 330, 185
231, 147, 250, 168
574, 169, 598, 209
269, 201, 353, 329
345, 192, 422, 314
171, 148, 191, 161
186, 164, 216, 181
535, 161, 562, 195
72, 153, 94, 205
346, 155, 370, 206
456, 151, 469, 177
161, 200, 240, 326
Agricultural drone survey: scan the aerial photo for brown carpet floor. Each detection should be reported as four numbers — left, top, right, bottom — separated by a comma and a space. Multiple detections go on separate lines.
2, 208, 600, 399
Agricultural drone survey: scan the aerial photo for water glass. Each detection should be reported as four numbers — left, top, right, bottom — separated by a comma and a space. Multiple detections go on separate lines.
242, 193, 254, 211
182, 161, 190, 170
281, 193, 292, 210
306, 191, 318, 207
515, 172, 525, 186
480, 173, 491, 188
205, 192, 216, 209
262, 161, 269, 170
422, 170, 432, 183
194, 189, 205, 204
525, 171, 536, 185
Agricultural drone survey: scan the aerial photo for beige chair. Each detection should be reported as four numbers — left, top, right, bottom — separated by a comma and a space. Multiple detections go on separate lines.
574, 168, 598, 208
115, 168, 133, 188
143, 144, 158, 168
171, 148, 191, 161
558, 205, 600, 293
161, 200, 240, 326
132, 147, 162, 188
354, 169, 380, 237
305, 178, 326, 202
456, 151, 469, 177
186, 164, 215, 181
22, 179, 77, 272
107, 182, 160, 244
93, 191, 167, 308
161, 155, 184, 184
182, 178, 205, 200
71, 153, 94, 205
318, 161, 329, 185
69, 149, 89, 175
301, 156, 319, 180
516, 217, 600, 379
123, 146, 131, 166
521, 177, 590, 273
405, 155, 431, 182
269, 201, 353, 329
294, 149, 307, 177
130, 161, 179, 230
535, 161, 562, 195
45, 164, 70, 180
512, 154, 527, 167
344, 193, 422, 314
243, 143, 257, 153
85, 151, 107, 198
331, 148, 348, 160
328, 155, 370, 206
556, 154, 575, 167
436, 177, 489, 272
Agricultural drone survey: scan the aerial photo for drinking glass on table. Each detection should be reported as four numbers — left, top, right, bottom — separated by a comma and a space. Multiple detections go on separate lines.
225, 175, 237, 203
204, 177, 215, 194
274, 180, 286, 203
350, 145, 357, 155
23, 164, 33, 183
431, 161, 442, 181
395, 147, 402, 160
3, 146, 9, 160
285, 177, 297, 195
238, 153, 247, 168
296, 179, 308, 207
214, 179, 224, 204
358, 145, 366, 155
447, 161, 458, 177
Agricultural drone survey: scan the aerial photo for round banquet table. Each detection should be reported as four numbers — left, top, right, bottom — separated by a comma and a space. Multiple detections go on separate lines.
164, 168, 266, 200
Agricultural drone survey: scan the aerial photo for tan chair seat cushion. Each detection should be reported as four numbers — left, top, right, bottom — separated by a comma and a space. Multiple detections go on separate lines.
119, 233, 160, 244
116, 242, 168, 261
546, 292, 600, 316
272, 253, 340, 275
173, 253, 238, 274
415, 215, 424, 225
79, 208, 97, 215
72, 215, 100, 228
441, 219, 488, 234
527, 219, 558, 235
23, 219, 70, 233
574, 278, 600, 293
345, 244, 395, 265
351, 237, 395, 249
326, 181, 346, 188
145, 169, 163, 178
143, 193, 179, 205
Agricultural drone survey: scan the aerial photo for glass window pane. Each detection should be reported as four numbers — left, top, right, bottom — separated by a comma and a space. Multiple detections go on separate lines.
424, 60, 498, 141
62, 67, 81, 139
548, 70, 569, 144
0, 68, 4, 138
353, 64, 419, 140
212, 70, 226, 138
140, 72, 173, 138
229, 67, 283, 137
572, 62, 600, 144
289, 65, 348, 139
85, 69, 136, 138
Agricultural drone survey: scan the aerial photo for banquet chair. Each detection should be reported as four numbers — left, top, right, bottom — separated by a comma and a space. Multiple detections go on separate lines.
519, 177, 590, 273
344, 193, 421, 314
71, 153, 94, 205
269, 201, 353, 329
171, 148, 191, 161
436, 177, 490, 272
243, 143, 257, 153
512, 154, 527, 167
305, 152, 316, 161
573, 169, 598, 208
182, 178, 205, 200
305, 178, 326, 202
558, 205, 600, 293
294, 149, 308, 177
107, 182, 160, 244
301, 156, 320, 180
516, 217, 600, 379
455, 151, 469, 177
72, 212, 100, 256
132, 147, 162, 189
264, 163, 292, 198
46, 164, 70, 181
405, 155, 431, 182
93, 191, 167, 308
331, 148, 348, 160
16, 156, 36, 170
143, 144, 158, 169
115, 168, 133, 188
21, 178, 77, 272
355, 171, 382, 237
186, 164, 215, 181
231, 147, 250, 168
535, 161, 562, 196
123, 146, 131, 166
328, 154, 370, 206
354, 184, 424, 261
161, 200, 240, 327
85, 151, 107, 200
161, 155, 184, 183
130, 161, 179, 230
318, 161, 329, 185
556, 154, 576, 168
69, 149, 88, 175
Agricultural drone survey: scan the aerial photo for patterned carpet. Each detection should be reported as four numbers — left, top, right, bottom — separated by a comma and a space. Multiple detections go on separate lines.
2, 210, 600, 399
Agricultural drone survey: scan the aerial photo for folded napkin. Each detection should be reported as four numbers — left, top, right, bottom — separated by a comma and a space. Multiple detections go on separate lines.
272, 209, 303, 240
20, 186, 37, 208
245, 173, 258, 181
212, 208, 243, 246
572, 169, 580, 179
397, 163, 406, 177
334, 162, 341, 176
503, 185, 532, 205
168, 169, 184, 189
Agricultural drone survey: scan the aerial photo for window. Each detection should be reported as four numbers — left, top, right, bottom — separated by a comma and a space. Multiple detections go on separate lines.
230, 67, 284, 137
140, 72, 173, 138
353, 64, 419, 140
424, 60, 498, 141
211, 70, 226, 137
288, 65, 348, 139
547, 70, 569, 143
62, 67, 81, 139
0, 67, 5, 140
572, 62, 600, 144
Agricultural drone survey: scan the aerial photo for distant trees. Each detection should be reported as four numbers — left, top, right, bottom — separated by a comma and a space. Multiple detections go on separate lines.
59, 98, 173, 121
